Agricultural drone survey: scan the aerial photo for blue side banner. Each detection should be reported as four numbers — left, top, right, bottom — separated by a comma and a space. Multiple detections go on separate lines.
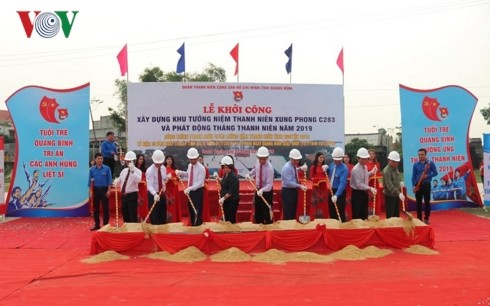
400, 84, 482, 211
5, 84, 90, 217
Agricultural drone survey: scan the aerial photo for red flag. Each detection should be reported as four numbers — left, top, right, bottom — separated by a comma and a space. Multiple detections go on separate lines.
230, 43, 239, 76
117, 44, 128, 76
336, 47, 344, 74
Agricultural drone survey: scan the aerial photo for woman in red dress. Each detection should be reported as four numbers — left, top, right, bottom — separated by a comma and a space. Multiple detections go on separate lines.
135, 154, 148, 222
309, 152, 328, 219
343, 153, 354, 221
366, 149, 382, 215
164, 154, 180, 223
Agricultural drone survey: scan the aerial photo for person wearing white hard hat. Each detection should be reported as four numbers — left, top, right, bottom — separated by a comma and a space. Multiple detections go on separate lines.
367, 149, 382, 215
246, 146, 275, 224
382, 151, 404, 219
310, 152, 328, 219
326, 147, 348, 222
215, 155, 238, 180
114, 151, 142, 223
175, 147, 206, 226
218, 156, 240, 223
146, 150, 168, 225
281, 148, 308, 220
350, 147, 377, 220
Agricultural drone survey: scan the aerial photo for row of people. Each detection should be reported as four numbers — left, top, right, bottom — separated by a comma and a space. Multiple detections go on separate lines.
88, 145, 435, 230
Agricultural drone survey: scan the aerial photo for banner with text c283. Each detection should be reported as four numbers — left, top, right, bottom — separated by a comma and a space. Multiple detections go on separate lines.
5, 84, 90, 217
400, 84, 482, 210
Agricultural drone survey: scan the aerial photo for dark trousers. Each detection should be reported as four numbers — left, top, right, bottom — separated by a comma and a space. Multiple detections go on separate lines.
384, 195, 400, 218
147, 191, 167, 225
223, 199, 239, 224
103, 157, 115, 177
188, 187, 204, 226
122, 192, 138, 223
254, 190, 273, 224
328, 189, 346, 222
415, 182, 431, 220
92, 187, 109, 226
281, 188, 298, 220
352, 189, 369, 220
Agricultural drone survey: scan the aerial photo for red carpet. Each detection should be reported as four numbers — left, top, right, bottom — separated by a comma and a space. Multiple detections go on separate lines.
0, 211, 489, 305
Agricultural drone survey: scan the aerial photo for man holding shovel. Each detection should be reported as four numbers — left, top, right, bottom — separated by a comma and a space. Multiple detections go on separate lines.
350, 148, 377, 220
146, 150, 168, 225
281, 148, 307, 220
324, 147, 348, 222
246, 146, 275, 224
382, 151, 404, 219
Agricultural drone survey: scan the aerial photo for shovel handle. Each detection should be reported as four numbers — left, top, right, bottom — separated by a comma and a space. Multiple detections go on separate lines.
325, 172, 342, 223
178, 177, 198, 225
246, 178, 273, 221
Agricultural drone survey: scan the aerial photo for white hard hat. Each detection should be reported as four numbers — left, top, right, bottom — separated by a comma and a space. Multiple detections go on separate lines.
357, 147, 369, 159
124, 151, 137, 161
187, 147, 199, 159
256, 146, 269, 157
152, 150, 165, 163
332, 147, 345, 160
388, 151, 401, 162
289, 148, 302, 159
221, 156, 234, 165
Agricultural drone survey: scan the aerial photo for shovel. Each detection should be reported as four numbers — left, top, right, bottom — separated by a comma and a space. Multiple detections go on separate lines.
177, 178, 198, 225
400, 186, 414, 220
246, 178, 273, 222
298, 177, 310, 224
216, 176, 226, 222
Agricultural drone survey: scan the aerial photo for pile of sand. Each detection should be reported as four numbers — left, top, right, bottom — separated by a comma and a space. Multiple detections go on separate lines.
81, 251, 130, 264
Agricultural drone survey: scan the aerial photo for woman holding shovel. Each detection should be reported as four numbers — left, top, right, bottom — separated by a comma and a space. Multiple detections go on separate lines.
218, 156, 240, 223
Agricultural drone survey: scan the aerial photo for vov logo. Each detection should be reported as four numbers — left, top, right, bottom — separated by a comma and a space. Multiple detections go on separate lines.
17, 11, 79, 38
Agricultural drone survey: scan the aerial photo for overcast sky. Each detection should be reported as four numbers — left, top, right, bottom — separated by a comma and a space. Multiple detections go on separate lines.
1, 0, 489, 139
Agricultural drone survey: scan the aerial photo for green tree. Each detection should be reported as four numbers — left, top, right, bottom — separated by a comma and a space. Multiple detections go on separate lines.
345, 138, 372, 163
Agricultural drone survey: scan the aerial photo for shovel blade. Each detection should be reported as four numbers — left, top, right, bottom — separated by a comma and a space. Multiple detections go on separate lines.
299, 215, 310, 224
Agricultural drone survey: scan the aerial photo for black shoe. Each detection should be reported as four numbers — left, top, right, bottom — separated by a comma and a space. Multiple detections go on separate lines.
90, 226, 100, 231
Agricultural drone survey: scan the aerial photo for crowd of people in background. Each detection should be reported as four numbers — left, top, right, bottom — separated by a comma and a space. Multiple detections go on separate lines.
89, 131, 468, 230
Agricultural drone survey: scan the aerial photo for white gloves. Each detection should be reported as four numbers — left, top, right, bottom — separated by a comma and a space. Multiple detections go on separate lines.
112, 177, 119, 187
128, 163, 135, 171
322, 165, 328, 172
219, 197, 225, 205
257, 189, 263, 197
300, 185, 307, 192
370, 187, 377, 195
370, 166, 378, 175
331, 195, 337, 203
245, 174, 251, 180
153, 193, 160, 202
213, 172, 218, 178
184, 187, 192, 195
299, 164, 307, 172
400, 181, 405, 189
399, 193, 405, 202
175, 170, 183, 177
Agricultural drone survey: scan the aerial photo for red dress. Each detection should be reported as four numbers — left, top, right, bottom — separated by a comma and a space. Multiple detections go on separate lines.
165, 166, 180, 223
366, 161, 383, 214
137, 172, 149, 222
309, 164, 329, 219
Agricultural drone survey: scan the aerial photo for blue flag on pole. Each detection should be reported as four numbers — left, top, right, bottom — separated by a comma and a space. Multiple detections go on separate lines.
176, 42, 185, 73
284, 44, 292, 74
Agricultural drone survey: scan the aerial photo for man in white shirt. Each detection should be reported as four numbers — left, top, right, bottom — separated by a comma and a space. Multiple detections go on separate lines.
176, 147, 206, 226
246, 146, 275, 224
114, 151, 142, 223
146, 150, 167, 225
